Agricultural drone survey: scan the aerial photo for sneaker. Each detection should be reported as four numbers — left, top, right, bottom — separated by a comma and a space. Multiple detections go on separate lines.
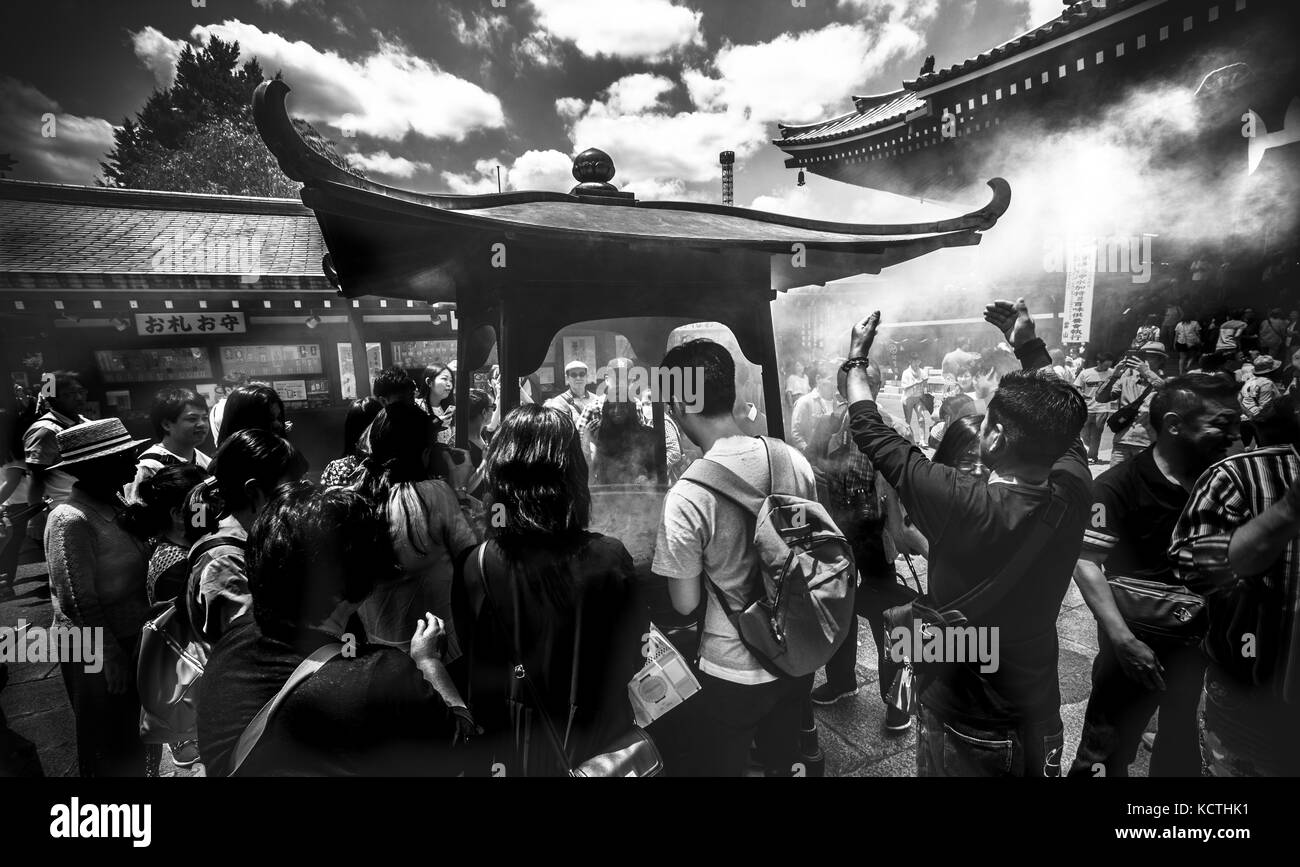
884, 705, 912, 733
810, 683, 858, 705
170, 740, 201, 768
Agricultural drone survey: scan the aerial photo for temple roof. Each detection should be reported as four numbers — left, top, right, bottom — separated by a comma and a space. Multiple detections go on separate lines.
0, 179, 324, 276
253, 78, 1011, 300
774, 0, 1148, 147
777, 91, 926, 145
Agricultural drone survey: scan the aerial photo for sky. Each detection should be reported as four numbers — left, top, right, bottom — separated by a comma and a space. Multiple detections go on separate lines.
0, 0, 1068, 223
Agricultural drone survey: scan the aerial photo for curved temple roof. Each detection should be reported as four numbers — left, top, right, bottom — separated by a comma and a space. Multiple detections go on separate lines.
253, 78, 1010, 305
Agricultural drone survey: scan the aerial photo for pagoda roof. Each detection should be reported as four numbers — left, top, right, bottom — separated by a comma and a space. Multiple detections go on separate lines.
904, 0, 1149, 91
253, 78, 1011, 300
774, 0, 1151, 147
777, 90, 926, 145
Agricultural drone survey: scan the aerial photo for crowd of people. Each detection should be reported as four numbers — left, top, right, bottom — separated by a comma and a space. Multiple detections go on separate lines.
1, 292, 1298, 778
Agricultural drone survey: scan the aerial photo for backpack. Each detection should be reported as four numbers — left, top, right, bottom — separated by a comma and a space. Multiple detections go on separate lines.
137, 534, 245, 744
681, 437, 856, 678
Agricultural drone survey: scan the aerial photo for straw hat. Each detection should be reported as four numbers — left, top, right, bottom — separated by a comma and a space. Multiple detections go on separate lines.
1137, 340, 1168, 358
50, 418, 149, 471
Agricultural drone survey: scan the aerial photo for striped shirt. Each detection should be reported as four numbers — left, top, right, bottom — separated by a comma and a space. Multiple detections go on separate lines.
1169, 445, 1300, 701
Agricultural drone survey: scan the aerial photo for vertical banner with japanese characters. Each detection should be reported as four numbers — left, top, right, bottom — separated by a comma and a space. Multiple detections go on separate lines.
1062, 239, 1096, 345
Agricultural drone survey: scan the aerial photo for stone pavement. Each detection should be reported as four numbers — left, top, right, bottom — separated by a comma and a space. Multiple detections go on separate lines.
1, 448, 1154, 778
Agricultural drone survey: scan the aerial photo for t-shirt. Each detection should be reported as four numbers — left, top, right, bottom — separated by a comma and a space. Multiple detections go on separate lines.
23, 410, 89, 507
900, 366, 927, 398
1074, 367, 1116, 413
543, 390, 593, 426
125, 443, 211, 504
1217, 319, 1247, 351
1080, 446, 1187, 583
2, 459, 31, 506
1113, 371, 1157, 448
198, 621, 462, 777
653, 436, 817, 685
186, 515, 251, 648
1175, 321, 1202, 346
361, 479, 477, 657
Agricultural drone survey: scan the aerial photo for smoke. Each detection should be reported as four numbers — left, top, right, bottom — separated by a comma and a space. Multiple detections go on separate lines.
771, 38, 1299, 370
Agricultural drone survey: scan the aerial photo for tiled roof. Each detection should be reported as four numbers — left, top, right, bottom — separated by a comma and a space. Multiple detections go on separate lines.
774, 0, 1147, 146
906, 0, 1146, 89
777, 91, 926, 145
0, 180, 325, 275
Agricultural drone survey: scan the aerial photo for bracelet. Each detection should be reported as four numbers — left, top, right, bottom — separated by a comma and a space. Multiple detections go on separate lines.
841, 357, 873, 374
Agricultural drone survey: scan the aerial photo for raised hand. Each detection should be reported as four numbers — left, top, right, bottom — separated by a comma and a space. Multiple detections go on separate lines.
849, 311, 882, 360
983, 298, 1036, 349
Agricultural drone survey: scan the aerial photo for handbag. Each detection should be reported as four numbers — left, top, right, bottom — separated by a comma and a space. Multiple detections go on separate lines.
1107, 382, 1155, 434
473, 544, 662, 777
1107, 576, 1206, 644
883, 492, 1070, 716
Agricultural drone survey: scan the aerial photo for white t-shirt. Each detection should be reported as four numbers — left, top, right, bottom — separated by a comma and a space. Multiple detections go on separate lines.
1174, 320, 1201, 346
124, 443, 212, 504
652, 436, 817, 685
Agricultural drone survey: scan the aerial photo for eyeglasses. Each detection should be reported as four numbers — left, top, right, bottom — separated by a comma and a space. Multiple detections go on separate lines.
568, 371, 588, 378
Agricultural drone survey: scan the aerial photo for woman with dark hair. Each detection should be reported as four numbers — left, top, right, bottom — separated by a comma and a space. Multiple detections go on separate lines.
216, 384, 287, 447
454, 405, 647, 776
198, 482, 473, 776
418, 363, 456, 445
127, 464, 212, 606
465, 388, 494, 470
592, 399, 658, 484
931, 413, 986, 476
186, 429, 308, 649
321, 397, 383, 488
43, 418, 151, 776
350, 403, 477, 656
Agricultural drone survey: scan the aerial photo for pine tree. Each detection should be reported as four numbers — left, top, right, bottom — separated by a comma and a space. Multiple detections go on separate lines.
99, 36, 361, 194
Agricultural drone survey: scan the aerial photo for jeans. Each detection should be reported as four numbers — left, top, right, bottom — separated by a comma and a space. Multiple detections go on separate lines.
917, 705, 1064, 777
902, 395, 930, 442
1068, 628, 1204, 777
1081, 413, 1110, 462
1200, 664, 1300, 776
823, 515, 908, 701
685, 671, 814, 776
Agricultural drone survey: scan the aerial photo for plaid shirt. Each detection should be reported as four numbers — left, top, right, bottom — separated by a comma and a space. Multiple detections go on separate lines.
1169, 445, 1300, 702
822, 404, 910, 517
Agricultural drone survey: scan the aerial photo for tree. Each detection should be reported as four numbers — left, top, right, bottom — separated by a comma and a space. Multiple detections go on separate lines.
100, 36, 362, 194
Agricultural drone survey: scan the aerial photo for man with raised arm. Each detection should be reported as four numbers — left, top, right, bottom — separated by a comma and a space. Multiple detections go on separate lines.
842, 299, 1091, 777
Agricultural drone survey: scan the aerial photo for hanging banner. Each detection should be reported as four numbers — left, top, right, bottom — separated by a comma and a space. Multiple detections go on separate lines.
1062, 238, 1097, 345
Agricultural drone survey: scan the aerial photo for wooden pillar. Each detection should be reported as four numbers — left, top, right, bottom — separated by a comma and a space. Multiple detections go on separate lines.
347, 307, 372, 399
756, 299, 786, 440
498, 299, 519, 415
454, 319, 471, 450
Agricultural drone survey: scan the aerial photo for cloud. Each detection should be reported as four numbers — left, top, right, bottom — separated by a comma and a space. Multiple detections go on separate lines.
515, 33, 564, 68
170, 19, 504, 142
130, 26, 186, 90
1020, 0, 1066, 29
528, 0, 704, 61
448, 7, 511, 49
558, 74, 766, 197
441, 149, 574, 194
686, 3, 941, 126
348, 150, 432, 179
0, 77, 115, 184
